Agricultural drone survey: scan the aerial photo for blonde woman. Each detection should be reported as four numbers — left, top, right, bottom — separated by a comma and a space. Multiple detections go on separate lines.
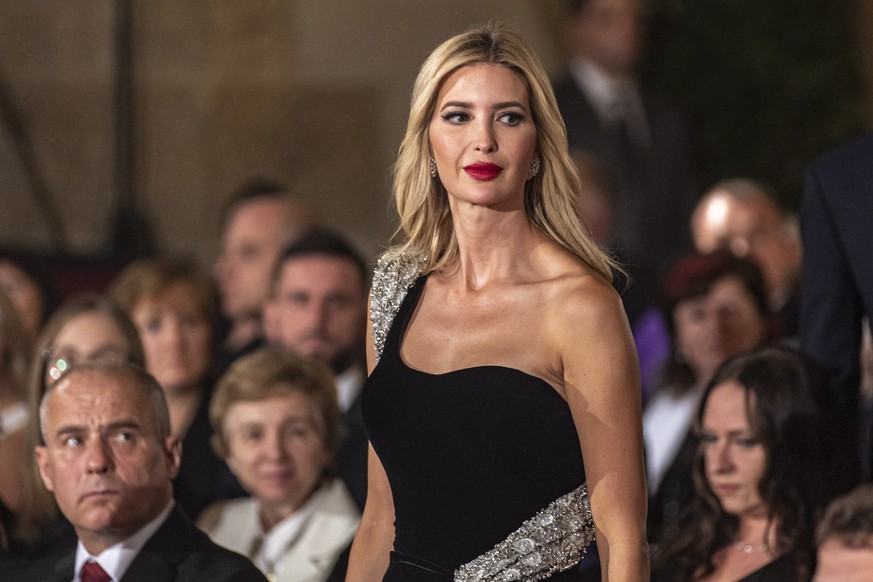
348, 22, 647, 582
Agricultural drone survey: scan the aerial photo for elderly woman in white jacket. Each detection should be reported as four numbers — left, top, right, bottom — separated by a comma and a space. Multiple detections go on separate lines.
198, 348, 359, 582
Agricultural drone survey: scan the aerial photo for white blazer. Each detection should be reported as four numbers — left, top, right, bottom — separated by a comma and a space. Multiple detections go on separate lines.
199, 480, 360, 582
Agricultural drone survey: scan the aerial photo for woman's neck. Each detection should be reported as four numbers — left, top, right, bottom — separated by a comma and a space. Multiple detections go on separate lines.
449, 204, 544, 289
258, 487, 319, 532
164, 387, 202, 439
735, 513, 779, 549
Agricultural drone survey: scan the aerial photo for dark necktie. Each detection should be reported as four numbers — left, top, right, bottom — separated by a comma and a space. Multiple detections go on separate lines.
81, 560, 112, 582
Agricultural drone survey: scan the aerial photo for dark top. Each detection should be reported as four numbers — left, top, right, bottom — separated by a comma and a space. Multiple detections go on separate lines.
362, 277, 588, 580
553, 76, 698, 290
11, 506, 267, 582
654, 552, 797, 582
174, 387, 246, 521
335, 387, 368, 510
738, 555, 795, 582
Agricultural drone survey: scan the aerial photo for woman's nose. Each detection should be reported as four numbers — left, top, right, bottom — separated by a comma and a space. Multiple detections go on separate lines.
712, 442, 734, 472
472, 120, 497, 153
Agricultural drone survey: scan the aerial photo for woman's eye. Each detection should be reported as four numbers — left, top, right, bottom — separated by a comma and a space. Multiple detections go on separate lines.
179, 313, 201, 328
441, 111, 469, 124
242, 430, 262, 442
698, 433, 717, 445
735, 437, 759, 448
498, 112, 524, 125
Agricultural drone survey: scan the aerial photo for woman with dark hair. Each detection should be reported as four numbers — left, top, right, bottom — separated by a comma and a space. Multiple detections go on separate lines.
652, 346, 838, 581
644, 250, 771, 539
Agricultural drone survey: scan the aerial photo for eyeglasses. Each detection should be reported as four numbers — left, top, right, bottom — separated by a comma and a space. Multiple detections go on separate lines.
43, 346, 130, 386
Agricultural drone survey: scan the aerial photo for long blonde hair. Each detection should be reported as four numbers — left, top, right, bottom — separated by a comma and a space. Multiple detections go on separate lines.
389, 22, 618, 281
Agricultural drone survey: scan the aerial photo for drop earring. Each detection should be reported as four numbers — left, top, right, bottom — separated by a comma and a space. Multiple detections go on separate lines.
430, 156, 438, 178
528, 156, 541, 180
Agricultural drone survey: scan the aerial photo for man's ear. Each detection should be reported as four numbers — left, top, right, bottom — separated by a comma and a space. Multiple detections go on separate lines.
164, 436, 182, 480
34, 446, 55, 492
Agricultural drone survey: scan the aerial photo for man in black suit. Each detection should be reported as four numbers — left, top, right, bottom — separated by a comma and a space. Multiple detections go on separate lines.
801, 131, 873, 483
266, 229, 369, 509
24, 362, 266, 581
553, 0, 698, 307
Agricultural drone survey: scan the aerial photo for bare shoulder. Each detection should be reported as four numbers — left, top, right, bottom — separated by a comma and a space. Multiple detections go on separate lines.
541, 257, 626, 335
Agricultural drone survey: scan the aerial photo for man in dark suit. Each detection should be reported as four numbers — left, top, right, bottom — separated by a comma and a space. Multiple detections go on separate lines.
23, 362, 266, 581
553, 0, 698, 309
266, 229, 369, 510
801, 131, 873, 484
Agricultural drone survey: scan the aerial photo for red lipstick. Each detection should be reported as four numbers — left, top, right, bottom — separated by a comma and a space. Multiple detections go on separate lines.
464, 163, 502, 181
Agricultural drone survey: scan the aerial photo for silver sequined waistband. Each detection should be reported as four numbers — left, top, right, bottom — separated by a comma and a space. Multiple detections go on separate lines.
454, 483, 594, 582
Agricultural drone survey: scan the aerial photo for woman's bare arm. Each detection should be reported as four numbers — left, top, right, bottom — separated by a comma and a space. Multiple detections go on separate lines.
346, 444, 395, 581
346, 302, 395, 581
558, 279, 649, 581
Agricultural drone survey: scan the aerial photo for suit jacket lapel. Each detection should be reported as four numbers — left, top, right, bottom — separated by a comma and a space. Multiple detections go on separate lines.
48, 550, 75, 582
119, 507, 189, 582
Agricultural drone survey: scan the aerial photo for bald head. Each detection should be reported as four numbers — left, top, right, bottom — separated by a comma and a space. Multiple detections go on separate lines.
691, 178, 800, 306
39, 362, 171, 444
35, 362, 180, 554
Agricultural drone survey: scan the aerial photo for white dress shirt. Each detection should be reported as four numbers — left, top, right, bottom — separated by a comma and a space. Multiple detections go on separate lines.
73, 500, 174, 582
643, 386, 703, 494
334, 367, 365, 414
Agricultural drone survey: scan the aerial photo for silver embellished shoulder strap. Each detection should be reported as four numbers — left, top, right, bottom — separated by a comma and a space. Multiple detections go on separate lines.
454, 483, 595, 582
370, 251, 427, 363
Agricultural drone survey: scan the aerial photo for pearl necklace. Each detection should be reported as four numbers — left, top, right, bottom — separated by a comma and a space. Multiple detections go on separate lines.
733, 541, 771, 554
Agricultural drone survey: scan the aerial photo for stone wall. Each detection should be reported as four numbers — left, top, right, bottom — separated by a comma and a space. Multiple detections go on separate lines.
0, 0, 869, 273
0, 0, 564, 270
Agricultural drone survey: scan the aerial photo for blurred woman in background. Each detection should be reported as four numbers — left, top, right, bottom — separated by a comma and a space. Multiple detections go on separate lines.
645, 250, 771, 540
199, 348, 359, 582
0, 290, 32, 545
0, 255, 54, 340
110, 256, 243, 520
653, 346, 842, 581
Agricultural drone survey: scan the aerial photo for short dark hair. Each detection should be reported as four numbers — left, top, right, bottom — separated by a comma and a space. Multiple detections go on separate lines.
219, 178, 291, 230
272, 228, 369, 293
817, 484, 873, 548
656, 250, 771, 392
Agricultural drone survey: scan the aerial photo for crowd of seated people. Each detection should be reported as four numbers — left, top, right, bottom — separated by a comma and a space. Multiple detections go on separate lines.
0, 145, 868, 579
0, 178, 370, 580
